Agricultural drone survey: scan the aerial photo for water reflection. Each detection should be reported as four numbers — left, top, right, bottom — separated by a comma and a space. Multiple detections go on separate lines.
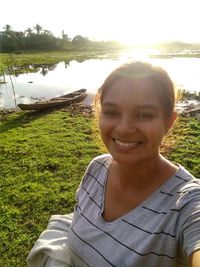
64, 60, 70, 68
39, 64, 56, 76
8, 63, 58, 79
1, 52, 200, 110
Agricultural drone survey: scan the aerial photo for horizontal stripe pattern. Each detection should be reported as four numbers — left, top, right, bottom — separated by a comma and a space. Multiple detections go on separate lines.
73, 211, 177, 258
68, 154, 200, 267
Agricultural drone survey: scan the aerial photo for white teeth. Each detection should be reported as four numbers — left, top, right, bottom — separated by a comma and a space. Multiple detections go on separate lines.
114, 139, 139, 148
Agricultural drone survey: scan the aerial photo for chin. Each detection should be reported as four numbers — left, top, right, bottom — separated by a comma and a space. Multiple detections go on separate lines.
111, 153, 143, 166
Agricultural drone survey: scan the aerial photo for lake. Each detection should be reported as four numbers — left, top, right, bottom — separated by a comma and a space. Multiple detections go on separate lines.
1, 50, 200, 109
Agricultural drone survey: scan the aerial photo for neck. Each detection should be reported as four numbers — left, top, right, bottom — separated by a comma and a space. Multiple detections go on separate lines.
111, 154, 177, 191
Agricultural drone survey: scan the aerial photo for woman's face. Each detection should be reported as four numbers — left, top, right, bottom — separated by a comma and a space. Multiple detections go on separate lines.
99, 78, 175, 166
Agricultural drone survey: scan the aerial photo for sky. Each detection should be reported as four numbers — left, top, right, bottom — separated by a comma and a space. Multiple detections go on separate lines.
1, 0, 200, 45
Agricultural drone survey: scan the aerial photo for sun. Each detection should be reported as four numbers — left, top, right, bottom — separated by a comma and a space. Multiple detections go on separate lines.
84, 0, 190, 47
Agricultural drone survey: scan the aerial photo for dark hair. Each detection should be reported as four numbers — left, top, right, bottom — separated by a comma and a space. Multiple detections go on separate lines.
95, 61, 175, 118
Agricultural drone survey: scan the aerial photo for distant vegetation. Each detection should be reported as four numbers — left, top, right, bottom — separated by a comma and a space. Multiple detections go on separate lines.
1, 24, 200, 54
149, 41, 200, 54
0, 24, 123, 53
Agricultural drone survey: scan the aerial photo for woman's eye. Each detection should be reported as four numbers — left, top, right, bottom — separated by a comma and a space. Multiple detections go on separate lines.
103, 110, 118, 117
137, 112, 154, 119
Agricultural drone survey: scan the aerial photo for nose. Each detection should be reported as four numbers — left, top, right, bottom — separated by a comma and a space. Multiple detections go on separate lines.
116, 115, 136, 135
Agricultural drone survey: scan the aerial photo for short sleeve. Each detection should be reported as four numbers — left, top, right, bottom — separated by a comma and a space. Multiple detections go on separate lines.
75, 160, 93, 203
75, 156, 101, 203
74, 154, 110, 214
178, 191, 200, 257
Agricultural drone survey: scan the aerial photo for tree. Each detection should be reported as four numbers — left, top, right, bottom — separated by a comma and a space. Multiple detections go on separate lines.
71, 35, 90, 46
25, 27, 33, 37
3, 24, 12, 34
34, 24, 43, 35
3, 24, 13, 38
62, 30, 71, 42
42, 30, 54, 36
1, 25, 18, 52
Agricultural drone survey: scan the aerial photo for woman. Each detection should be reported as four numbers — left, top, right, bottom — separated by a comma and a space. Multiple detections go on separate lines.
27, 61, 200, 267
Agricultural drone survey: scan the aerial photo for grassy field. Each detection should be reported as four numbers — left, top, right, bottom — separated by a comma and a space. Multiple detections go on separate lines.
0, 106, 104, 266
0, 106, 200, 266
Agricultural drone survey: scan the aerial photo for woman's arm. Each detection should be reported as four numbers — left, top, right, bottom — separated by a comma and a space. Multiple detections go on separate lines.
189, 250, 200, 267
27, 213, 74, 267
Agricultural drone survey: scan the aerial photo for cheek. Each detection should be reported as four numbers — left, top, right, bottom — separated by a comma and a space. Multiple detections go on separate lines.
99, 115, 112, 130
99, 117, 108, 137
143, 122, 166, 141
99, 116, 103, 131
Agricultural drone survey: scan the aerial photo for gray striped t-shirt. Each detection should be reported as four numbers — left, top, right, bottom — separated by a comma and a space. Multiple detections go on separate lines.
68, 154, 200, 267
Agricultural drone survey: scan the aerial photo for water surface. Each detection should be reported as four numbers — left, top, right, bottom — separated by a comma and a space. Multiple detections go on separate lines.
1, 51, 200, 109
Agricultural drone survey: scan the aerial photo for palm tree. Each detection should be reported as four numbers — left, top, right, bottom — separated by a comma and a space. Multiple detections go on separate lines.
25, 27, 33, 36
3, 24, 12, 33
3, 24, 13, 37
34, 24, 43, 35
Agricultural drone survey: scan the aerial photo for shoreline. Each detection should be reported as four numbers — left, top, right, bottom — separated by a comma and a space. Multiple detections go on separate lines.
1, 101, 200, 119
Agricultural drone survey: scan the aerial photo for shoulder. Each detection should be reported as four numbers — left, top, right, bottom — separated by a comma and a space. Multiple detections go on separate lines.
80, 154, 112, 187
176, 165, 200, 195
90, 153, 112, 165
173, 166, 200, 258
86, 154, 112, 172
75, 154, 112, 205
174, 165, 200, 207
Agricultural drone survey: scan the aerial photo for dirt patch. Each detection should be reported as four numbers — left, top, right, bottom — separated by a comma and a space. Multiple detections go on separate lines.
63, 103, 94, 117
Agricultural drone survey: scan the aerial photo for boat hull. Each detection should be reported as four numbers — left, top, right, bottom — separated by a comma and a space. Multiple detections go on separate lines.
17, 89, 87, 111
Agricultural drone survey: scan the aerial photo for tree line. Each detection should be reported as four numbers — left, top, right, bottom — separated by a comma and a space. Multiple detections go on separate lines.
0, 24, 122, 53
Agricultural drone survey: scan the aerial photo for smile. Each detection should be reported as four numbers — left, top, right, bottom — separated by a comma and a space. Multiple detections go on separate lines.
113, 139, 141, 149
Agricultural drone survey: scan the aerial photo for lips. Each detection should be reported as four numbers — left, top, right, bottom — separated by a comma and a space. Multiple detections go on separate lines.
113, 138, 141, 149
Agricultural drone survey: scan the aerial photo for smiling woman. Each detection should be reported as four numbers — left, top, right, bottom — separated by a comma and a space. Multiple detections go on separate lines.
99, 80, 171, 167
27, 61, 200, 267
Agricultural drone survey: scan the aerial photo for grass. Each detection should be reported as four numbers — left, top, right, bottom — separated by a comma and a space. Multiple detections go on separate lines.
0, 108, 199, 266
0, 107, 104, 266
167, 117, 200, 176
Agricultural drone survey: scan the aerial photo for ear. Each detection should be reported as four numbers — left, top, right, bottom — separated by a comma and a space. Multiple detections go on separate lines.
166, 111, 177, 133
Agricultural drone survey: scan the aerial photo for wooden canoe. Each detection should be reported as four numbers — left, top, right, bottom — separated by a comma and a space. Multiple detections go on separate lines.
17, 89, 87, 111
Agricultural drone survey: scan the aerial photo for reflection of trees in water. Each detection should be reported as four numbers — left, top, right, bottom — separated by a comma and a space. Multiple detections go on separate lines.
40, 67, 48, 76
31, 64, 57, 76
4, 60, 76, 76
0, 66, 6, 83
76, 58, 85, 63
64, 60, 70, 68
4, 63, 57, 76
0, 86, 3, 97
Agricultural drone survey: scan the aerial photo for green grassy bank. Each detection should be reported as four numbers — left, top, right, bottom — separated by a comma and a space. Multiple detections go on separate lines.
0, 107, 199, 266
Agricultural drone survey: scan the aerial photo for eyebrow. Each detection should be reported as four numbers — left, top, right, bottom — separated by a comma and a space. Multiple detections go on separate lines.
102, 102, 158, 111
102, 103, 117, 108
137, 105, 158, 111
